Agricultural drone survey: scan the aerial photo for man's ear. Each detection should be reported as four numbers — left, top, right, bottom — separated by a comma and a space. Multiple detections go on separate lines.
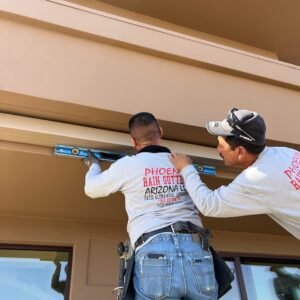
237, 146, 246, 160
159, 127, 163, 138
131, 137, 138, 149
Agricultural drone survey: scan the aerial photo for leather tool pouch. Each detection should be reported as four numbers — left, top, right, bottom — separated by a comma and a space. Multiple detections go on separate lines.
196, 228, 234, 298
210, 246, 234, 298
114, 241, 135, 300
120, 253, 135, 300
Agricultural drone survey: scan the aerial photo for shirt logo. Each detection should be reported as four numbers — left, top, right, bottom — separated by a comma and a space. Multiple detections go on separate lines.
143, 168, 187, 206
283, 151, 300, 191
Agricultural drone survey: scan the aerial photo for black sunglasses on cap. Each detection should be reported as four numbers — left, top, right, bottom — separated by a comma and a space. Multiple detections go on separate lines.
226, 108, 257, 143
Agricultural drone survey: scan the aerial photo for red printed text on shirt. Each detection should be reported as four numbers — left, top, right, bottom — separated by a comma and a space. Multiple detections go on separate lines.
283, 151, 300, 190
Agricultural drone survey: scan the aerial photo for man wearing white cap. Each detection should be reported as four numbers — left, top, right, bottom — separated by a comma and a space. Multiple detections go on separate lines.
170, 108, 300, 240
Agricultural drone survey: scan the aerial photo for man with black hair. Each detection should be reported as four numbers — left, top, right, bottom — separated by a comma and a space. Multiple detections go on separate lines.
84, 112, 218, 299
170, 108, 300, 240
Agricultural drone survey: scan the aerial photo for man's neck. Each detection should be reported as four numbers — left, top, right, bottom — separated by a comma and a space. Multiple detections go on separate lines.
243, 153, 259, 168
136, 140, 161, 151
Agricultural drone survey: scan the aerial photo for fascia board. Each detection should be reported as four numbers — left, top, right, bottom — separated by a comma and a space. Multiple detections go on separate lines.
0, 112, 218, 159
0, 113, 236, 179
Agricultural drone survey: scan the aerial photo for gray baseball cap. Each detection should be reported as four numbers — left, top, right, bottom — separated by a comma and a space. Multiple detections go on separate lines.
206, 108, 266, 145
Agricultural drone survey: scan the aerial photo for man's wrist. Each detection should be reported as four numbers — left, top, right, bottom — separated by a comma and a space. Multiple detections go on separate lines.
180, 164, 194, 174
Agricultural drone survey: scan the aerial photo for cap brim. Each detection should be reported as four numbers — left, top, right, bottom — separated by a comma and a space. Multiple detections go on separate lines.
206, 120, 234, 136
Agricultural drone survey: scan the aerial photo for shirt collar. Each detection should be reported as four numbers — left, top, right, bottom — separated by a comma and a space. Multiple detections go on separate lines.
138, 145, 171, 154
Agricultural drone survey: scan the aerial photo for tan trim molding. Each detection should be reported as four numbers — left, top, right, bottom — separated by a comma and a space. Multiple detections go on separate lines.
0, 112, 218, 157
0, 112, 237, 179
1, 0, 299, 89
0, 141, 52, 156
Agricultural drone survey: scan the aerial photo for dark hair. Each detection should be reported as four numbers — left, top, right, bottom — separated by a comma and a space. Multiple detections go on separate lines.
128, 112, 160, 142
129, 112, 159, 132
225, 136, 265, 154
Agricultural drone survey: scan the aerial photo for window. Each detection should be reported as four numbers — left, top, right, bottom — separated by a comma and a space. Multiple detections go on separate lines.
0, 245, 72, 300
220, 254, 300, 300
242, 259, 300, 300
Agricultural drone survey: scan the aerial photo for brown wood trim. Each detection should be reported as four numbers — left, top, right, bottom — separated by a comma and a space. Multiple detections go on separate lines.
219, 251, 300, 261
0, 243, 72, 252
233, 256, 248, 300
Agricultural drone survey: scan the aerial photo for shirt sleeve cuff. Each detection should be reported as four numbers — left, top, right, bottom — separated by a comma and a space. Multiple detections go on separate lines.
180, 164, 196, 177
90, 162, 101, 172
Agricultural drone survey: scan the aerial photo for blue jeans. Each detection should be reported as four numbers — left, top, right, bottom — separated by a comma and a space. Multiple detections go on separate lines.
133, 233, 218, 300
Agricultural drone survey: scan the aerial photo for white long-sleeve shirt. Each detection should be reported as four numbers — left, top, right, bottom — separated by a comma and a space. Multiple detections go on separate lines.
181, 146, 300, 240
85, 148, 203, 245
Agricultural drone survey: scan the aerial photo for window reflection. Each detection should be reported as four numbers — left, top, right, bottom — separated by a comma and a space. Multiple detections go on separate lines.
270, 266, 300, 300
0, 248, 71, 300
242, 261, 300, 300
51, 254, 70, 299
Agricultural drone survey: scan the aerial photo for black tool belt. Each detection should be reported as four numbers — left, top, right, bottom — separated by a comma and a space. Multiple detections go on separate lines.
135, 221, 210, 250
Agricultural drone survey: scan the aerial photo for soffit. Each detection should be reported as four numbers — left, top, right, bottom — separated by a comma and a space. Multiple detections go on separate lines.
0, 109, 289, 235
96, 0, 300, 66
0, 147, 287, 236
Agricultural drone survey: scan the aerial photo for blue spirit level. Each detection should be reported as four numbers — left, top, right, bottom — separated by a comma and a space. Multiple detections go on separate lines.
193, 164, 217, 176
54, 145, 216, 176
54, 145, 125, 162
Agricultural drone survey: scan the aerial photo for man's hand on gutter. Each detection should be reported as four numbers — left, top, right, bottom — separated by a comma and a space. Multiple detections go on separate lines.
169, 153, 193, 172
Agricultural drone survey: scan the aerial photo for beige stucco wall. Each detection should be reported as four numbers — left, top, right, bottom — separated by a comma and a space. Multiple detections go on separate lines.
1, 1, 300, 145
1, 216, 299, 300
1, 2, 300, 300
0, 216, 127, 300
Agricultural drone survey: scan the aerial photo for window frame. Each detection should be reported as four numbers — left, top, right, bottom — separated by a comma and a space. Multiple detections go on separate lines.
0, 243, 73, 300
219, 251, 300, 300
